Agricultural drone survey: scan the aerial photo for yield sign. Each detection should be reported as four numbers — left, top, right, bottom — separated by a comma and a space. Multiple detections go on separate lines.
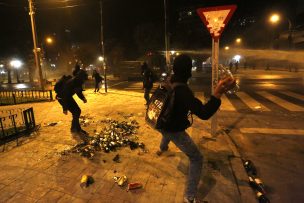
197, 5, 237, 40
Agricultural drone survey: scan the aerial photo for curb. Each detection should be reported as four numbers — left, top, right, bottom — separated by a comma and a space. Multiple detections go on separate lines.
220, 128, 257, 203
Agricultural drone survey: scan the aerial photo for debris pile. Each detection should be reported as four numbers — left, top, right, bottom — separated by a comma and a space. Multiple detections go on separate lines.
63, 119, 145, 159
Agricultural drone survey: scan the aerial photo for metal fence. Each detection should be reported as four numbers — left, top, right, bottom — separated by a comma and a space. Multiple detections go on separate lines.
0, 90, 53, 105
0, 107, 36, 146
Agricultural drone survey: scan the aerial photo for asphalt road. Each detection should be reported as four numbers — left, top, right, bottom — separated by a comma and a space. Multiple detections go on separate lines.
110, 68, 304, 202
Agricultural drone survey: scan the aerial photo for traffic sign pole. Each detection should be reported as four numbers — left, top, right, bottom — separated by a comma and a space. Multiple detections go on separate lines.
211, 38, 219, 136
197, 5, 237, 136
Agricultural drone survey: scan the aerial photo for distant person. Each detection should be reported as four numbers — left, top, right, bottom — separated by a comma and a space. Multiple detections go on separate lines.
156, 54, 236, 203
72, 63, 81, 76
58, 69, 89, 135
229, 61, 233, 71
141, 62, 154, 105
92, 70, 103, 93
234, 61, 239, 73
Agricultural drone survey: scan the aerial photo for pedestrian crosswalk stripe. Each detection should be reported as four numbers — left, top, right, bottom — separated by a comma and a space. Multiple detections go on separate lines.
236, 92, 270, 111
220, 94, 236, 111
240, 128, 304, 135
281, 91, 304, 102
257, 91, 304, 112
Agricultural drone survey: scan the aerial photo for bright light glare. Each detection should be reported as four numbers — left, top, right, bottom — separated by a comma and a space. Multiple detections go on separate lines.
170, 50, 175, 55
0, 64, 4, 68
233, 55, 241, 62
10, 59, 22, 69
236, 38, 242, 43
225, 46, 230, 50
46, 37, 53, 44
16, 84, 28, 89
269, 14, 280, 24
98, 56, 104, 62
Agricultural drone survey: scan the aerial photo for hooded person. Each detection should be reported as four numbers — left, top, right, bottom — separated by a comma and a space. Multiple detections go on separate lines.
156, 54, 236, 203
60, 69, 89, 135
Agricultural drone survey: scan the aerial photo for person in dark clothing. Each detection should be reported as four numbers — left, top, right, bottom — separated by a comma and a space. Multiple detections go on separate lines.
92, 70, 103, 92
58, 69, 89, 135
72, 63, 81, 76
142, 62, 154, 104
157, 55, 236, 203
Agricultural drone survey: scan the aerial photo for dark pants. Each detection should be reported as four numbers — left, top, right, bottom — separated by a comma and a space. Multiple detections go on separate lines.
144, 88, 151, 104
59, 98, 81, 131
94, 81, 101, 92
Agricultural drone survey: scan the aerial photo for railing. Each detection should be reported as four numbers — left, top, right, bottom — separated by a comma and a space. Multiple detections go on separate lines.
0, 90, 53, 105
0, 107, 36, 146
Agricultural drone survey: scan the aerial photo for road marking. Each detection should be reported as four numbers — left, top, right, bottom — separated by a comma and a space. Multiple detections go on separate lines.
281, 91, 304, 102
108, 81, 128, 87
236, 92, 270, 111
257, 91, 304, 111
240, 128, 304, 135
220, 94, 236, 111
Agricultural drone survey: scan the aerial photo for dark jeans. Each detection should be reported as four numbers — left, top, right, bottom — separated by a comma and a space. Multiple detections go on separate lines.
160, 130, 203, 199
59, 98, 81, 131
144, 88, 151, 104
94, 81, 101, 92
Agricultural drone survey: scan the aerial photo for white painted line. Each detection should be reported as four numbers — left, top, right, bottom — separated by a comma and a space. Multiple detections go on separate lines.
108, 81, 128, 87
281, 91, 304, 102
237, 92, 270, 111
240, 128, 304, 135
257, 91, 304, 112
220, 94, 236, 111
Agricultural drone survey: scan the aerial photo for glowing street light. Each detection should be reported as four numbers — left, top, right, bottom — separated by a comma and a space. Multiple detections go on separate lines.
269, 14, 280, 24
170, 50, 175, 55
98, 56, 104, 62
10, 59, 23, 69
224, 46, 230, 50
236, 38, 242, 44
46, 37, 54, 45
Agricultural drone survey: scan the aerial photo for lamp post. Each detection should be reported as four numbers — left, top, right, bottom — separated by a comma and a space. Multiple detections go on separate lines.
269, 13, 293, 49
164, 0, 170, 71
100, 0, 107, 93
28, 0, 44, 90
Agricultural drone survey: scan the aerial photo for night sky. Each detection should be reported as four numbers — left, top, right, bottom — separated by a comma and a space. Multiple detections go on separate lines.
0, 0, 303, 61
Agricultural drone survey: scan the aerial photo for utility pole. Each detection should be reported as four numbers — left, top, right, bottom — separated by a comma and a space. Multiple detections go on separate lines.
100, 0, 107, 93
28, 0, 44, 90
163, 0, 170, 71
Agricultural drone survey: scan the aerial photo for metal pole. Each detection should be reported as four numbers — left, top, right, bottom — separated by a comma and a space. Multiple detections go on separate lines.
211, 38, 219, 136
164, 0, 170, 71
100, 0, 107, 93
28, 0, 44, 90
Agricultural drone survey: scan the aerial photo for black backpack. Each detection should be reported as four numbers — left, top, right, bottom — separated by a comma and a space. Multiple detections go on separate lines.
145, 82, 185, 130
54, 75, 72, 97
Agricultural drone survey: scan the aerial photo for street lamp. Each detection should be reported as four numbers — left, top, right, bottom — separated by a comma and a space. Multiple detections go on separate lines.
46, 37, 54, 45
269, 14, 280, 24
269, 13, 293, 49
236, 38, 242, 44
224, 46, 230, 50
10, 59, 22, 83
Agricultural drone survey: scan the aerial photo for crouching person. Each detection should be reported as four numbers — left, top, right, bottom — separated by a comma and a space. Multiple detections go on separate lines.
58, 69, 89, 135
157, 55, 236, 203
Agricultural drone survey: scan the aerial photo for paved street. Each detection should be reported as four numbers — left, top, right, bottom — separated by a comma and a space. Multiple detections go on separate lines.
0, 68, 304, 202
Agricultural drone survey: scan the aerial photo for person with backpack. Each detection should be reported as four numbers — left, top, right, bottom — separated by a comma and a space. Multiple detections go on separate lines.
155, 54, 236, 203
141, 62, 154, 105
56, 69, 89, 135
92, 69, 103, 93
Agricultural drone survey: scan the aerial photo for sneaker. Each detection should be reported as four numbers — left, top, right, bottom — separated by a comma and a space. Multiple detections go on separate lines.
156, 149, 168, 156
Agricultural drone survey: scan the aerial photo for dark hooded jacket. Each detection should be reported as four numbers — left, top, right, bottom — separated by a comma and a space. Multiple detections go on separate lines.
61, 71, 87, 111
163, 75, 221, 132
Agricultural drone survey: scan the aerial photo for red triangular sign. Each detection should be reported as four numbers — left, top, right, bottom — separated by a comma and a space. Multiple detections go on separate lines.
197, 5, 237, 40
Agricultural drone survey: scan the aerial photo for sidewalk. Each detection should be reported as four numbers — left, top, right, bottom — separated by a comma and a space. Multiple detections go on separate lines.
0, 89, 255, 203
